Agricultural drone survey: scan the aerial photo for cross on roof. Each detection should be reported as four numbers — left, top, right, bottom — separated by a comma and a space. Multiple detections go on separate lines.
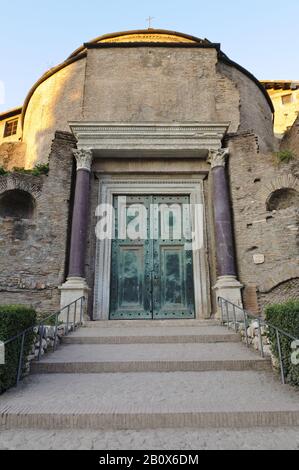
146, 16, 155, 29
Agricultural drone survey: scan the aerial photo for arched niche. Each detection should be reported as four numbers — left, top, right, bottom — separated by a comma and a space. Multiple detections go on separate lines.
0, 189, 36, 219
267, 188, 299, 211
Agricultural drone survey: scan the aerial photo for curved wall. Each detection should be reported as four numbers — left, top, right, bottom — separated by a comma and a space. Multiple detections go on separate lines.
22, 46, 275, 167
22, 59, 86, 167
218, 62, 275, 151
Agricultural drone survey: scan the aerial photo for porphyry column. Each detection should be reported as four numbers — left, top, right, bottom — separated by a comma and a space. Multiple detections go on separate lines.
208, 148, 243, 316
59, 148, 93, 318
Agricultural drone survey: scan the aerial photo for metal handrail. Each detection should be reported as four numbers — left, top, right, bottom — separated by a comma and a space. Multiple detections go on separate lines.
218, 297, 298, 385
1, 297, 85, 387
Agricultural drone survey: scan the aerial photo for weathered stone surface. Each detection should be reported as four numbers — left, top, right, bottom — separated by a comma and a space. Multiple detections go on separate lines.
0, 37, 298, 318
5, 43, 274, 167
227, 132, 299, 311
0, 142, 26, 170
0, 131, 76, 313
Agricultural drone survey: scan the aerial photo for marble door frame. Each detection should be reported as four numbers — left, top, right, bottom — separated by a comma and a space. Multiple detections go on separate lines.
93, 176, 210, 320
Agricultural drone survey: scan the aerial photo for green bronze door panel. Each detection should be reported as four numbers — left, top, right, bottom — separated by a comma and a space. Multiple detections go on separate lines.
152, 195, 195, 319
110, 195, 152, 319
109, 194, 195, 320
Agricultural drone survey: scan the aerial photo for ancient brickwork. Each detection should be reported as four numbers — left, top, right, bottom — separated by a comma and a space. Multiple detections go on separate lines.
0, 142, 26, 170
258, 279, 299, 311
217, 63, 275, 151
0, 132, 76, 313
228, 132, 299, 312
8, 43, 274, 168
281, 114, 299, 156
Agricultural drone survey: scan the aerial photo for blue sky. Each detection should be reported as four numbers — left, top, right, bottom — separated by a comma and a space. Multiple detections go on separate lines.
1, 0, 298, 112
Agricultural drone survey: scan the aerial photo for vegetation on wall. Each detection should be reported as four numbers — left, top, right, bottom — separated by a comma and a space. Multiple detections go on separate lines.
265, 300, 299, 386
0, 163, 49, 176
275, 150, 295, 164
0, 305, 36, 394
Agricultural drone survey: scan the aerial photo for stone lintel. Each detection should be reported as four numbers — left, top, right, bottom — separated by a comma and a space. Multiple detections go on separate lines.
69, 122, 229, 155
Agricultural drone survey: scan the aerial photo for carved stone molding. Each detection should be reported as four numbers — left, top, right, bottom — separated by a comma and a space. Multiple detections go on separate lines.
208, 148, 229, 169
73, 148, 93, 171
93, 177, 210, 320
69, 122, 229, 154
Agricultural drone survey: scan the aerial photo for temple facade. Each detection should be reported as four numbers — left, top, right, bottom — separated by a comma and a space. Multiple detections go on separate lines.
0, 29, 298, 320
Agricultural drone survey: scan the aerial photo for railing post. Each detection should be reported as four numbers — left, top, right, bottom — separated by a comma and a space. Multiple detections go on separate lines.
16, 332, 25, 386
276, 328, 286, 385
257, 318, 264, 358
38, 324, 44, 361
225, 300, 230, 329
80, 297, 84, 324
243, 309, 249, 347
232, 304, 237, 332
219, 298, 224, 324
66, 305, 70, 336
53, 311, 59, 352
73, 300, 77, 330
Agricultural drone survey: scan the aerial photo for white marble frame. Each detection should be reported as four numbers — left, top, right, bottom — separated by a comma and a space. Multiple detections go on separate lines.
93, 177, 210, 320
69, 122, 229, 153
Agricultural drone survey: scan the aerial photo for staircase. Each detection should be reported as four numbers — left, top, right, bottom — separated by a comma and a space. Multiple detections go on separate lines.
1, 320, 299, 431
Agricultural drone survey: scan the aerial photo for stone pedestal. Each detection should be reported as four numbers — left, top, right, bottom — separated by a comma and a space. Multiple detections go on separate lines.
59, 277, 90, 323
213, 275, 243, 319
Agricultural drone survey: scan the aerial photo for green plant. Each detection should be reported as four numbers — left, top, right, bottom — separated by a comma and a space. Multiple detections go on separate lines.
275, 150, 295, 164
11, 163, 49, 176
265, 300, 299, 386
0, 305, 36, 394
37, 312, 62, 326
0, 166, 8, 176
12, 167, 32, 174
31, 163, 49, 176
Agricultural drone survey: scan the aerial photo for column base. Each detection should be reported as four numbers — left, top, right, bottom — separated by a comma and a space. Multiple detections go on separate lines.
59, 277, 90, 323
213, 275, 243, 319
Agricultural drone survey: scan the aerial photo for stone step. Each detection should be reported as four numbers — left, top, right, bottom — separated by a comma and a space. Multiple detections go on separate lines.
84, 319, 220, 328
31, 342, 271, 373
62, 325, 240, 345
1, 371, 299, 430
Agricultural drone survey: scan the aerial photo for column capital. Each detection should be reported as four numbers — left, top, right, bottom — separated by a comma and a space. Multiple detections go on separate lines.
208, 148, 229, 169
73, 148, 93, 172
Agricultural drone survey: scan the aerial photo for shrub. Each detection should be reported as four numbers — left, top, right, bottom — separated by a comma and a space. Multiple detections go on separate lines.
265, 300, 299, 386
0, 305, 36, 394
11, 163, 49, 176
275, 150, 295, 164
0, 166, 8, 176
31, 163, 49, 176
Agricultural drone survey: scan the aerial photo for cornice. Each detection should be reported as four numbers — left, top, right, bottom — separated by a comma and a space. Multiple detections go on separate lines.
70, 122, 229, 154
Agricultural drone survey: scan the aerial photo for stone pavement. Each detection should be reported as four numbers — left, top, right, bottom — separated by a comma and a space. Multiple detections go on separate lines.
1, 427, 299, 450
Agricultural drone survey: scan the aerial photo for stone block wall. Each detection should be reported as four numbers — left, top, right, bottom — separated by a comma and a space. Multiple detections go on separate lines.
0, 131, 75, 314
228, 132, 299, 313
0, 142, 26, 170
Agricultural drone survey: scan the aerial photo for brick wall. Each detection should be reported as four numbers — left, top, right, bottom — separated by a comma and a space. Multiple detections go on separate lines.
228, 132, 299, 312
0, 132, 75, 314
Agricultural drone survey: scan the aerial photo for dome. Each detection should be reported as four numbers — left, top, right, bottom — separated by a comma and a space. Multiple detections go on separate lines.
20, 28, 274, 134
68, 29, 212, 59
